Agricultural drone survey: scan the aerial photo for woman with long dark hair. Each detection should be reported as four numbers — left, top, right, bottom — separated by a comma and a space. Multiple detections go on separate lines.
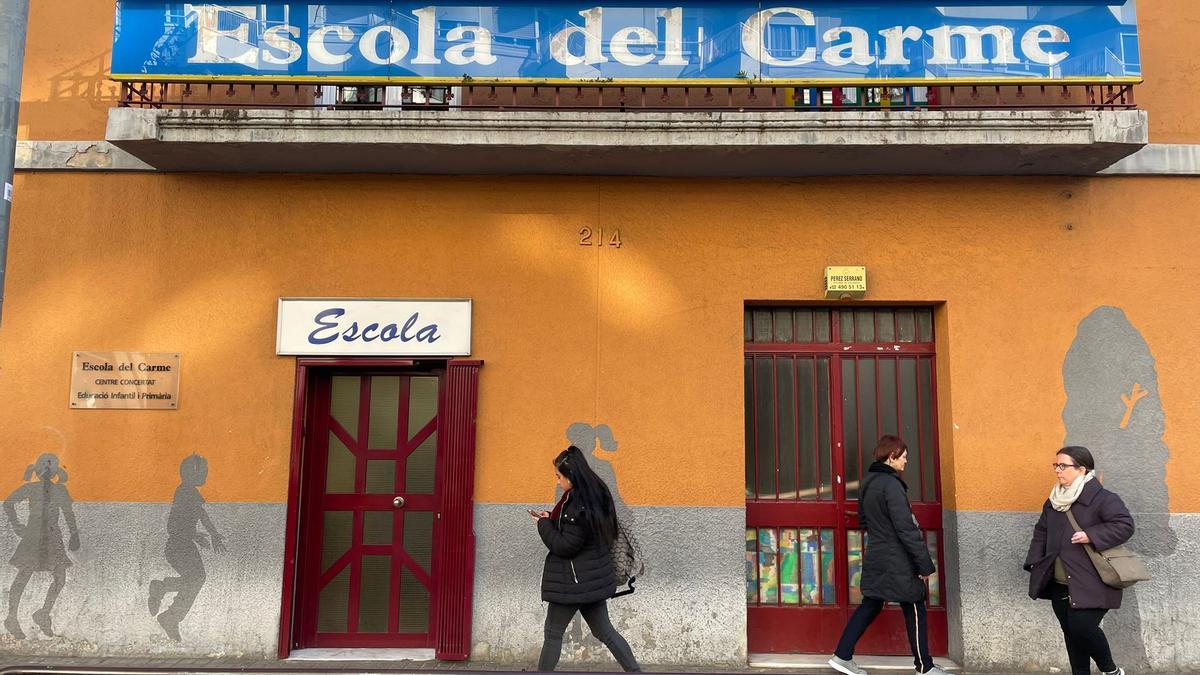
531, 445, 641, 672
1025, 446, 1133, 675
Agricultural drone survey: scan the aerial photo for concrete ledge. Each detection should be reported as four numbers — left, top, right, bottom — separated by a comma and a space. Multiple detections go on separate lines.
1100, 143, 1200, 175
15, 140, 154, 171
105, 107, 1147, 176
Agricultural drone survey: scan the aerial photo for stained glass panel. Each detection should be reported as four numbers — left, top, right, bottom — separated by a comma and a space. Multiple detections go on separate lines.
820, 528, 836, 605
780, 529, 799, 604
745, 529, 758, 603
757, 528, 779, 604
848, 530, 865, 605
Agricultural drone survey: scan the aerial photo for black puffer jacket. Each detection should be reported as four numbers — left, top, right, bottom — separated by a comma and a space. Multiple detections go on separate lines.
859, 462, 936, 603
538, 491, 616, 604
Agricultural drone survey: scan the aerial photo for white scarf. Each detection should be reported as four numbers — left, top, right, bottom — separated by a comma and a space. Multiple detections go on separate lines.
1049, 471, 1095, 512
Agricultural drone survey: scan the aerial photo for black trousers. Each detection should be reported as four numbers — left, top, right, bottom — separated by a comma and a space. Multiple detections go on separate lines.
1049, 583, 1117, 675
834, 597, 935, 673
538, 600, 641, 672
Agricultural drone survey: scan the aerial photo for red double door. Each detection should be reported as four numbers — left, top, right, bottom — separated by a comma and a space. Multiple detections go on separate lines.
285, 362, 480, 656
744, 307, 946, 655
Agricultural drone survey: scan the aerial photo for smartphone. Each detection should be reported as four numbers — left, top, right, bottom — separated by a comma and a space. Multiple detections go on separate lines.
528, 508, 544, 518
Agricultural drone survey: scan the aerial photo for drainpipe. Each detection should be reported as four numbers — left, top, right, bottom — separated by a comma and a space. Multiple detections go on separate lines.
0, 0, 31, 329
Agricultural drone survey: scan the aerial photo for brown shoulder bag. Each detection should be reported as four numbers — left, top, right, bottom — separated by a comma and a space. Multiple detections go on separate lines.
1065, 508, 1150, 589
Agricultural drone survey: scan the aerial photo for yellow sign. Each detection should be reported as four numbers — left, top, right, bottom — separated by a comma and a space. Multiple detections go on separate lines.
70, 352, 181, 409
824, 266, 867, 299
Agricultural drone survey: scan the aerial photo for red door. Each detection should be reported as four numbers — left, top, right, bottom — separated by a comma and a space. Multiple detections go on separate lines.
745, 307, 946, 655
296, 370, 443, 647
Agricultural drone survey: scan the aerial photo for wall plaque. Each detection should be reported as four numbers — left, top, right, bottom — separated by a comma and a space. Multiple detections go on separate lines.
70, 352, 181, 409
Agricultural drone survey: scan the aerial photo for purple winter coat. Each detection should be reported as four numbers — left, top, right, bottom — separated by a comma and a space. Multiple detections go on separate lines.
1023, 479, 1135, 610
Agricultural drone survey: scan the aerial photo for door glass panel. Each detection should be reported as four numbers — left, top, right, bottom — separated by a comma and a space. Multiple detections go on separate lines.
773, 309, 793, 342
854, 309, 875, 343
358, 555, 392, 633
916, 308, 934, 343
878, 358, 897, 436
753, 309, 773, 342
326, 433, 356, 494
408, 377, 439, 442
925, 531, 941, 606
398, 569, 430, 632
403, 511, 434, 573
897, 309, 916, 342
757, 528, 779, 604
744, 312, 752, 342
819, 529, 836, 605
406, 432, 437, 494
839, 309, 854, 343
317, 567, 350, 633
779, 528, 799, 604
366, 460, 396, 493
368, 376, 400, 450
744, 358, 756, 498
919, 358, 937, 500
776, 358, 798, 499
818, 358, 832, 499
876, 309, 895, 342
848, 530, 865, 604
322, 511, 352, 572
363, 511, 393, 546
745, 529, 758, 603
814, 309, 831, 343
798, 529, 818, 604
854, 359, 877, 498
754, 357, 777, 499
795, 309, 813, 342
330, 376, 360, 434
796, 358, 816, 500
900, 358, 921, 501
841, 359, 859, 499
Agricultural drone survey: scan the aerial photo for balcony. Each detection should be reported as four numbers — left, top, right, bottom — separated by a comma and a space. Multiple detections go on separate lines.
105, 81, 1147, 176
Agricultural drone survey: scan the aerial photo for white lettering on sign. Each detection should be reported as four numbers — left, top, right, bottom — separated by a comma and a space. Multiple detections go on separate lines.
182, 4, 1071, 71
276, 298, 472, 356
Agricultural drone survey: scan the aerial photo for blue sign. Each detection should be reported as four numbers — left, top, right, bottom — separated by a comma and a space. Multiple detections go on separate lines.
111, 1, 1140, 83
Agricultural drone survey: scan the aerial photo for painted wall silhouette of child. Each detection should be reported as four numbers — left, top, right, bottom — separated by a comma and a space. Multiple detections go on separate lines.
3, 453, 80, 639
147, 454, 224, 642
564, 423, 630, 521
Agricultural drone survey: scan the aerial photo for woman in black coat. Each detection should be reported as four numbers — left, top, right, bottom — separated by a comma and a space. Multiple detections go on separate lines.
1024, 446, 1134, 675
829, 436, 944, 675
531, 446, 641, 672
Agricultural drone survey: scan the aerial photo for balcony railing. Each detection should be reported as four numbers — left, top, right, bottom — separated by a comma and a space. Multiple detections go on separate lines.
106, 77, 1147, 175
117, 80, 1136, 113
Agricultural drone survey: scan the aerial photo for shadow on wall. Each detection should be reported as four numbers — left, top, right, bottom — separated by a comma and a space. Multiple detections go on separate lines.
147, 454, 225, 643
1062, 305, 1177, 671
565, 423, 632, 522
3, 453, 80, 640
559, 423, 636, 652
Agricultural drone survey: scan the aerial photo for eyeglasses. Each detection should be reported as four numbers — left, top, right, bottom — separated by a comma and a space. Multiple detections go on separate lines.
1051, 463, 1080, 471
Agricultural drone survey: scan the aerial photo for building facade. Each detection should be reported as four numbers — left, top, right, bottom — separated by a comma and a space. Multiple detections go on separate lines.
2, 0, 1199, 671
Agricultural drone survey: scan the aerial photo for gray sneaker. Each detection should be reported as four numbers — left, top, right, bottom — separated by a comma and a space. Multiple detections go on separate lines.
828, 656, 867, 675
916, 667, 951, 675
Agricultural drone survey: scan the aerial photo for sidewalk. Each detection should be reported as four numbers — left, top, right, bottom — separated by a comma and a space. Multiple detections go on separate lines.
0, 654, 962, 675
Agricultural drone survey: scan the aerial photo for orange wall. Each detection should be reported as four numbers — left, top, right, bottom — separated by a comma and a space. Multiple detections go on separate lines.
1, 174, 1198, 514
14, 0, 1200, 144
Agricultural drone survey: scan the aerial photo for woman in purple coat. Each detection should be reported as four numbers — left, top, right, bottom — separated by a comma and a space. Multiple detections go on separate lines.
1024, 446, 1134, 675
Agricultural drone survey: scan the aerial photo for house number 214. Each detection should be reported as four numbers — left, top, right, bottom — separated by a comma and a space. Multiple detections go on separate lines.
579, 227, 623, 248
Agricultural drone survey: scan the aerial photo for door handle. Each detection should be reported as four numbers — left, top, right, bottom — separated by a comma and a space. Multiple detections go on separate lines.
393, 496, 406, 508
